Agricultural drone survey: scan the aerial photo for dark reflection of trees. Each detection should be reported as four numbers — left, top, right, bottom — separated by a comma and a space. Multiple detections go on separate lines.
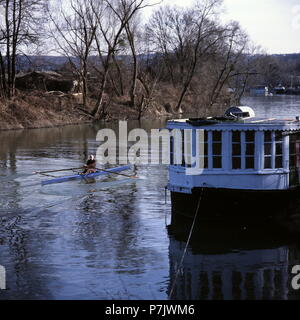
0, 147, 21, 212
0, 124, 100, 160
74, 181, 149, 274
168, 220, 300, 300
0, 210, 55, 299
0, 124, 103, 299
0, 120, 170, 299
72, 119, 168, 279
110, 184, 141, 270
0, 120, 168, 161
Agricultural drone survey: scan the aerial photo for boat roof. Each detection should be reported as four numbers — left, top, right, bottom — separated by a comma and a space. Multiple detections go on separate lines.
167, 117, 300, 131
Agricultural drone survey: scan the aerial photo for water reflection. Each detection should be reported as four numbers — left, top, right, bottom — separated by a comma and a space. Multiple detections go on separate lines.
243, 95, 300, 119
1, 97, 300, 299
168, 220, 300, 300
0, 118, 169, 299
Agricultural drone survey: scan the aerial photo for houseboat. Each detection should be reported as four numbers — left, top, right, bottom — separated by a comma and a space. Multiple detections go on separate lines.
166, 107, 300, 222
273, 85, 286, 95
249, 86, 269, 96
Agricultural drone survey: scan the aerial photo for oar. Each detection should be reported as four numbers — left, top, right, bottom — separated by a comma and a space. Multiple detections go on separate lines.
96, 167, 138, 179
35, 166, 138, 179
34, 167, 84, 175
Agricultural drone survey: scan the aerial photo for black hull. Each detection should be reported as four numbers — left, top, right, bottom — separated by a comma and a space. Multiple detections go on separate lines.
170, 187, 300, 234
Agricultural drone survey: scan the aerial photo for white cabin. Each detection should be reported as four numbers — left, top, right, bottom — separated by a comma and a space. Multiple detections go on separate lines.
166, 109, 300, 194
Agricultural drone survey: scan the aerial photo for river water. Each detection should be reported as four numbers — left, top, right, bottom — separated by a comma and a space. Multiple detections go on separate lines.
0, 95, 300, 300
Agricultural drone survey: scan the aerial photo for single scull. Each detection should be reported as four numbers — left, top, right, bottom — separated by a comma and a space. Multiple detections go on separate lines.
40, 165, 132, 186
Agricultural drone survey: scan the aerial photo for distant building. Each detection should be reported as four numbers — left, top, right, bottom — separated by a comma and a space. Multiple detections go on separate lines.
15, 71, 76, 93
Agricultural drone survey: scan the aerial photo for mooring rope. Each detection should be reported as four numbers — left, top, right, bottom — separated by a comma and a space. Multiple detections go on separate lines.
168, 187, 204, 300
164, 186, 168, 227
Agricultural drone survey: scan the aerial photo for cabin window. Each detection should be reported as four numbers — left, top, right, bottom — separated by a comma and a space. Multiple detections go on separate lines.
275, 132, 283, 169
245, 131, 255, 169
232, 131, 255, 170
198, 131, 208, 169
264, 131, 272, 169
232, 131, 242, 169
264, 131, 283, 169
289, 132, 300, 186
170, 136, 174, 165
290, 133, 300, 168
182, 130, 186, 167
180, 130, 222, 169
185, 130, 193, 168
212, 131, 222, 169
180, 129, 194, 168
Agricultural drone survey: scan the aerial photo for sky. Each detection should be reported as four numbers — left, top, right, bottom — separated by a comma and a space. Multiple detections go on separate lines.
1, 0, 298, 55
147, 0, 300, 54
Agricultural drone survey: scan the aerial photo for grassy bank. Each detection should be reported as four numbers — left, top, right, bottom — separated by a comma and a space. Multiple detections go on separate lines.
0, 91, 169, 131
0, 91, 89, 130
0, 90, 229, 131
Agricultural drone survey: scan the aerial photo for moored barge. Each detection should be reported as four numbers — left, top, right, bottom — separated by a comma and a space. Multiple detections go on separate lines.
166, 107, 300, 223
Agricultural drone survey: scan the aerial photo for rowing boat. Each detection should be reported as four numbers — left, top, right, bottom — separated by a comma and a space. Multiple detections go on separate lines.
41, 165, 132, 186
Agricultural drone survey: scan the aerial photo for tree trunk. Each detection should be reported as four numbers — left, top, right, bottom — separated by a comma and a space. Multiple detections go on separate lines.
82, 59, 88, 109
91, 62, 110, 118
5, 0, 11, 99
175, 68, 195, 112
126, 23, 138, 108
112, 54, 124, 96
0, 52, 7, 97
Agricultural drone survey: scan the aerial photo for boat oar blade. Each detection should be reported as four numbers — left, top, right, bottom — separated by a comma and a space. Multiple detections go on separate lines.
95, 167, 137, 179
19, 182, 43, 188
35, 167, 84, 175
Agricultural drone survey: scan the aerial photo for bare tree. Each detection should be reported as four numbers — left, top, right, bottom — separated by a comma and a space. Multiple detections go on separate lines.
0, 0, 48, 98
128, 35, 160, 119
90, 0, 154, 119
208, 21, 249, 106
125, 18, 139, 108
147, 0, 231, 112
49, 0, 98, 108
0, 0, 259, 123
146, 6, 179, 88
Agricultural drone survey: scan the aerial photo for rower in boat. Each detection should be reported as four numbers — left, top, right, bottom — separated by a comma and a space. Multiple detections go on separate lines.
35, 157, 136, 186
83, 155, 97, 174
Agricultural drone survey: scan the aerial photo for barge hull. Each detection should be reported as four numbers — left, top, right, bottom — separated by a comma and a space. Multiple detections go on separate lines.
170, 187, 300, 223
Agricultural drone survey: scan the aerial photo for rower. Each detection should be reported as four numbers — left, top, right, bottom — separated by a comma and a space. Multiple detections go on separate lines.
83, 155, 97, 174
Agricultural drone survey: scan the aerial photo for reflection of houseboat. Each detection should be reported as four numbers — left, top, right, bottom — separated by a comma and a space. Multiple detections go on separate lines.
166, 107, 300, 221
249, 86, 269, 96
168, 237, 300, 300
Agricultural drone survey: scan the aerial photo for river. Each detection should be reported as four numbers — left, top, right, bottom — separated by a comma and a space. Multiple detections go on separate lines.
0, 95, 300, 300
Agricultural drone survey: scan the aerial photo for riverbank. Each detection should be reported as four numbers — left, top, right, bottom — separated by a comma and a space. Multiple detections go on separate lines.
0, 91, 89, 130
0, 90, 229, 131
